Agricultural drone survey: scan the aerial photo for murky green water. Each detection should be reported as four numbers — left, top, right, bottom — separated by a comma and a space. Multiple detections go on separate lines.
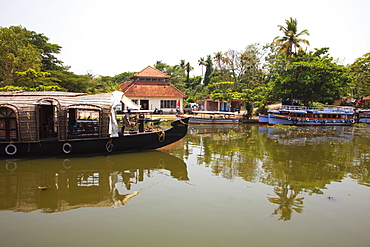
1, 124, 370, 247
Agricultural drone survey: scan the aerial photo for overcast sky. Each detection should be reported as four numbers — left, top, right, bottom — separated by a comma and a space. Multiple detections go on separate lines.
1, 0, 369, 77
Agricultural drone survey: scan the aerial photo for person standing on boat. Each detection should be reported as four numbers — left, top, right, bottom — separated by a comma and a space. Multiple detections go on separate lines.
122, 109, 136, 132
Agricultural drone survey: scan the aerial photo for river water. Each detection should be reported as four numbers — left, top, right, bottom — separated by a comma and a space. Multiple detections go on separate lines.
0, 124, 370, 247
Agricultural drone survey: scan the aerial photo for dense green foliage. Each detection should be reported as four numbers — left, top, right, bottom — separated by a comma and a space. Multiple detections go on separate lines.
349, 53, 370, 98
0, 26, 93, 92
269, 48, 353, 106
1, 22, 369, 111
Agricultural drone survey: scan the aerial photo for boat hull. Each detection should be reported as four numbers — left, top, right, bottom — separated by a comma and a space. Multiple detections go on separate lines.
262, 115, 353, 126
189, 117, 239, 124
358, 118, 370, 124
0, 118, 190, 158
258, 114, 269, 125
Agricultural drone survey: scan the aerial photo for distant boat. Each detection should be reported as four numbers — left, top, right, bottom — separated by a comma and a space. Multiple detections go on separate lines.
184, 111, 240, 124
358, 110, 370, 124
259, 105, 356, 126
0, 91, 190, 157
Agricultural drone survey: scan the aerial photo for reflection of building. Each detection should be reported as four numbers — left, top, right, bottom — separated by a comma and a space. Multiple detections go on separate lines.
0, 152, 188, 213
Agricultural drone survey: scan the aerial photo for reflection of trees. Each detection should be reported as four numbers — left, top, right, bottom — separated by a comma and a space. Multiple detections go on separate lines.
175, 125, 370, 220
179, 125, 266, 181
268, 183, 304, 221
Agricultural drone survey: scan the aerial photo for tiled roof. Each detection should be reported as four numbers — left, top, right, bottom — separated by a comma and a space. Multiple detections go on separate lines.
130, 65, 171, 79
120, 82, 187, 98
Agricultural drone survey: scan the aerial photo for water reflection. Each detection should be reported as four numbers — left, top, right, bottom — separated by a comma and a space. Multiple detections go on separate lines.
0, 151, 188, 213
1, 124, 370, 223
174, 124, 370, 221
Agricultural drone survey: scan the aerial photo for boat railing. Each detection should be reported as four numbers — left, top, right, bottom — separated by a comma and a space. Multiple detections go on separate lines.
280, 105, 354, 112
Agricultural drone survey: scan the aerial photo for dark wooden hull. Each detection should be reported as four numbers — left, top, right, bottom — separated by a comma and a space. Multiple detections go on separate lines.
0, 118, 190, 158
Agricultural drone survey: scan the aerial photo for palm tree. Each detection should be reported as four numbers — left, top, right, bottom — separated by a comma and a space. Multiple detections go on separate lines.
184, 62, 193, 88
214, 51, 225, 75
198, 57, 208, 84
180, 60, 193, 87
273, 18, 310, 59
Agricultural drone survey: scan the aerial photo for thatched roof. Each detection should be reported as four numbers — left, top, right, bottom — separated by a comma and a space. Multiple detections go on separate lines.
0, 91, 113, 109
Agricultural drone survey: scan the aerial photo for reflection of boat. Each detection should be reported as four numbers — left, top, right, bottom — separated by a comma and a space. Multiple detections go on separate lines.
0, 151, 188, 212
0, 91, 189, 157
184, 111, 240, 124
259, 105, 355, 126
259, 126, 353, 146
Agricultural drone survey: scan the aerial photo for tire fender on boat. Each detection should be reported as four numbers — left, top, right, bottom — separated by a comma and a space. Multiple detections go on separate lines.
306, 118, 310, 122
62, 143, 72, 154
288, 117, 292, 121
5, 144, 17, 156
350, 119, 355, 124
106, 141, 114, 153
297, 118, 301, 122
315, 119, 318, 123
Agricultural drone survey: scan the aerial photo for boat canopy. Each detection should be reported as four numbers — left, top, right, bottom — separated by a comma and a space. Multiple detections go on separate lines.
120, 94, 140, 110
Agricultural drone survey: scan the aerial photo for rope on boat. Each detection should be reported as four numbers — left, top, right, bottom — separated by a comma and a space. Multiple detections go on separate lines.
27, 112, 32, 152
157, 130, 165, 142
106, 139, 114, 153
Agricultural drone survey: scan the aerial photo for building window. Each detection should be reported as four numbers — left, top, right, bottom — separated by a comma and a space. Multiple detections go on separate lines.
161, 100, 176, 108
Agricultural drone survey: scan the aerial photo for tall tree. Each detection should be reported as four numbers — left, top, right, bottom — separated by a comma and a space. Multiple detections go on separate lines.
179, 60, 193, 87
203, 55, 213, 86
198, 57, 208, 84
214, 51, 225, 75
349, 52, 370, 98
271, 48, 353, 106
0, 26, 42, 85
185, 62, 193, 88
273, 18, 310, 60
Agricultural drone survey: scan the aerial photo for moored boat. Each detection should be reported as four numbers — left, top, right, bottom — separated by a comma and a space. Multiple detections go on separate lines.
186, 111, 240, 124
0, 91, 190, 157
358, 110, 370, 123
259, 105, 356, 126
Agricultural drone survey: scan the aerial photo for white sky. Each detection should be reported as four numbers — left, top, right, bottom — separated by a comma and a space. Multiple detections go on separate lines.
1, 0, 369, 77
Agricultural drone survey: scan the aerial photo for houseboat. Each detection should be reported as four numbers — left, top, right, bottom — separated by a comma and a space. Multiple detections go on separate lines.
0, 91, 190, 157
259, 105, 356, 126
186, 111, 240, 124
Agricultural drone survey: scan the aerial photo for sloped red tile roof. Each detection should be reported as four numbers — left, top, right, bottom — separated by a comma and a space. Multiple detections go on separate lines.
120, 81, 187, 98
362, 96, 370, 100
130, 65, 170, 79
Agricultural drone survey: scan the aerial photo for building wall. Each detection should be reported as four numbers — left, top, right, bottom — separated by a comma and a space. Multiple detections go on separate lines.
128, 97, 182, 113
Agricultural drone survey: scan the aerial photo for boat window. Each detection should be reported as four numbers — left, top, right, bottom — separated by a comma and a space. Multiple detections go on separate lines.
68, 109, 100, 138
0, 107, 18, 141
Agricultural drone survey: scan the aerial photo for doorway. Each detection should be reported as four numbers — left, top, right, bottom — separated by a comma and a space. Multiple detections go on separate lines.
140, 100, 149, 110
39, 102, 56, 139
